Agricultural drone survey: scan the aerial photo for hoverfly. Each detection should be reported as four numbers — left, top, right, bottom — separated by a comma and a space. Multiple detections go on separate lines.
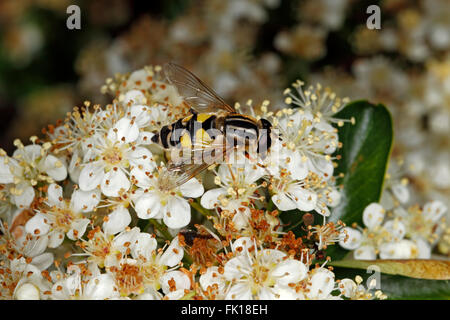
151, 63, 275, 188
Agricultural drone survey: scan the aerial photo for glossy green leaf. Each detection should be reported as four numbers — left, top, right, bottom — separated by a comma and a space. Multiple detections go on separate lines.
326, 100, 393, 260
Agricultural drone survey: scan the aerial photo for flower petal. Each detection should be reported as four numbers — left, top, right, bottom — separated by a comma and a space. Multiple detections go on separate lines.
160, 236, 184, 267
160, 270, 191, 295
67, 218, 90, 240
391, 183, 409, 204
84, 274, 118, 300
362, 203, 385, 230
272, 259, 308, 285
131, 232, 157, 260
379, 240, 418, 259
101, 169, 130, 197
200, 188, 226, 209
79, 163, 104, 191
47, 183, 63, 207
42, 155, 67, 181
13, 184, 35, 209
179, 178, 204, 198
25, 214, 49, 236
109, 118, 139, 143
423, 200, 447, 222
103, 206, 131, 235
0, 156, 14, 184
47, 230, 65, 248
31, 253, 54, 271
163, 197, 191, 229
128, 147, 155, 172
354, 245, 377, 260
339, 227, 362, 250
134, 192, 162, 219
289, 185, 317, 212
383, 219, 406, 241
306, 268, 335, 299
272, 192, 296, 211
225, 283, 252, 300
71, 188, 101, 213
199, 266, 226, 292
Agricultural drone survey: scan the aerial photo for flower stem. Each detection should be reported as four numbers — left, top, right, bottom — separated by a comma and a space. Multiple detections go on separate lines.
191, 200, 213, 219
266, 198, 274, 212
148, 219, 173, 240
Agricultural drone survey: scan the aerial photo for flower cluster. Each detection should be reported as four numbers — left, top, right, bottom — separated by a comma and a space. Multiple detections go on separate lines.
0, 65, 389, 300
340, 201, 447, 260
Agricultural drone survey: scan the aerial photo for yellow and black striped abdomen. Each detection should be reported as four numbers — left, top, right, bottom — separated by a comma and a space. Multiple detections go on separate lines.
151, 113, 219, 149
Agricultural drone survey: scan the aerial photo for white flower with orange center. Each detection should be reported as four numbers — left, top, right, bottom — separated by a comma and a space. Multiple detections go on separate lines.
0, 138, 67, 211
200, 238, 308, 300
25, 184, 100, 247
201, 163, 265, 230
0, 219, 53, 271
108, 233, 184, 298
269, 169, 319, 213
51, 265, 119, 300
0, 257, 51, 300
75, 226, 141, 268
132, 166, 204, 229
79, 117, 155, 197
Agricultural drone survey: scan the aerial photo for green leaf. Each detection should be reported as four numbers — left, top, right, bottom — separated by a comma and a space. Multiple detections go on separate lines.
332, 261, 450, 300
326, 100, 393, 260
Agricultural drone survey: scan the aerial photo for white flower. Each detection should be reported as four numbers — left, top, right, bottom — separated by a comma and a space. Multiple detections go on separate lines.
76, 226, 141, 268
270, 170, 320, 213
274, 108, 337, 180
51, 266, 119, 300
339, 203, 409, 260
380, 160, 410, 210
1, 219, 53, 271
0, 257, 51, 300
109, 234, 184, 298
306, 267, 336, 300
160, 270, 191, 300
133, 166, 204, 229
200, 163, 264, 229
393, 201, 447, 256
103, 205, 132, 235
338, 277, 386, 300
25, 184, 99, 247
379, 239, 419, 259
79, 118, 155, 197
0, 140, 67, 210
215, 245, 308, 300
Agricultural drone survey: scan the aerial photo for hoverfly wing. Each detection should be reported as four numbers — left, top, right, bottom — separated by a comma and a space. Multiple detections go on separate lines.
163, 63, 236, 114
162, 162, 212, 189
164, 137, 240, 188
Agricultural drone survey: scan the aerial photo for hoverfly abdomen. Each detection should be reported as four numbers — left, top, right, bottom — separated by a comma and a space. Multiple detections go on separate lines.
223, 115, 259, 148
